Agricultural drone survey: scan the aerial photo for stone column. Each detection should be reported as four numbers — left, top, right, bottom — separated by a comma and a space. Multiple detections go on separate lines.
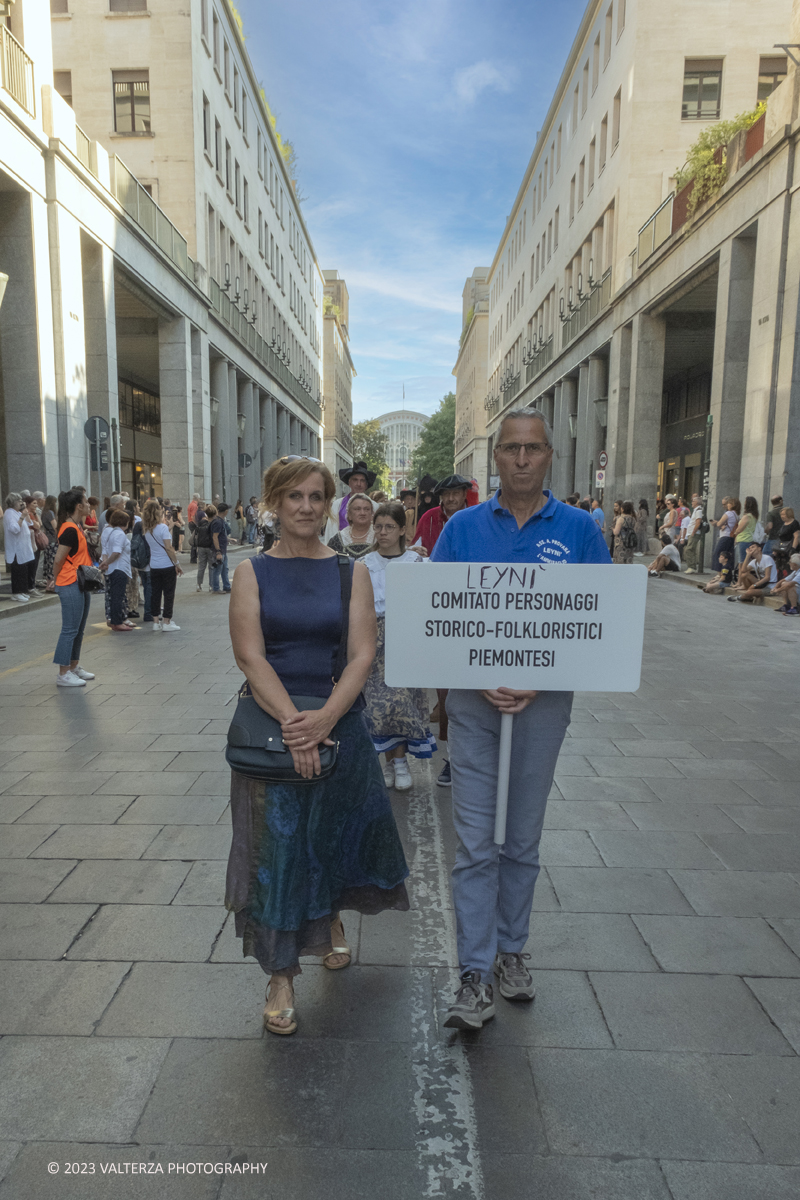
550, 382, 567, 497
81, 237, 118, 501
225, 364, 238, 505
237, 377, 259, 502
624, 312, 665, 519
574, 361, 591, 497
276, 405, 289, 456
209, 356, 228, 501
49, 202, 90, 488
191, 327, 212, 497
739, 204, 786, 507
605, 323, 632, 512
588, 355, 608, 499
558, 376, 578, 496
0, 190, 59, 495
289, 414, 299, 453
158, 314, 194, 504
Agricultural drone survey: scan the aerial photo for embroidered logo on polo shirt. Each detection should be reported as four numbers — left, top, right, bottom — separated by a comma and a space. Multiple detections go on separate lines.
533, 538, 572, 561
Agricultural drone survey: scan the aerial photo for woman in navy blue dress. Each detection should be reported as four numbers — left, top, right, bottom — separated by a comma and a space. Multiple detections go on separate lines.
226, 457, 409, 1035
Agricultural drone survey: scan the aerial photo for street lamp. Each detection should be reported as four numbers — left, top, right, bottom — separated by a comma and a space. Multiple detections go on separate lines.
568, 414, 578, 439
594, 397, 609, 427
209, 397, 220, 428
237, 412, 247, 437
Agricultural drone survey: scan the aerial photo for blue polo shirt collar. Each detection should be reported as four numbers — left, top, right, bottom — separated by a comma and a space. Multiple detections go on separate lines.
490, 488, 558, 528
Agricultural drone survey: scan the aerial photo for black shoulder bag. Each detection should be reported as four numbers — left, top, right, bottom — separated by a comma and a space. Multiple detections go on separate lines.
225, 555, 352, 784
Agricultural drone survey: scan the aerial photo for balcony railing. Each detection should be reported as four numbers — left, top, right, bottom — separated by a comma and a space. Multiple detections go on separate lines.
209, 277, 322, 425
525, 334, 555, 384
1, 25, 35, 117
111, 156, 190, 277
637, 195, 674, 266
561, 268, 612, 350
75, 124, 92, 173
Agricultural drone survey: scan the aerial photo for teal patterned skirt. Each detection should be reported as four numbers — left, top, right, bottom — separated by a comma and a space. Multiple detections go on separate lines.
225, 709, 410, 976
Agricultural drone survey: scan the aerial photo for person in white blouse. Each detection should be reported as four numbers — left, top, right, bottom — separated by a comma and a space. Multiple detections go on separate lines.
362, 501, 436, 792
142, 499, 183, 631
100, 510, 134, 631
3, 493, 36, 602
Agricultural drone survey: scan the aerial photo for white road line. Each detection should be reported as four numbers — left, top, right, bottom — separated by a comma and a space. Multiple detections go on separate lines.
407, 758, 484, 1199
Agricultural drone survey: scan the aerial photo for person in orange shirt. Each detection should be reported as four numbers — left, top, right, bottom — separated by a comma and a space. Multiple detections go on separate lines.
52, 489, 97, 688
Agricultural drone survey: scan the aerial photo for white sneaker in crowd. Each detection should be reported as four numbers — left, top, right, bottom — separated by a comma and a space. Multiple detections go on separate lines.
56, 671, 85, 687
382, 762, 394, 789
161, 620, 181, 632
11, 594, 29, 603
152, 620, 163, 632
393, 758, 413, 791
195, 586, 202, 592
72, 666, 95, 681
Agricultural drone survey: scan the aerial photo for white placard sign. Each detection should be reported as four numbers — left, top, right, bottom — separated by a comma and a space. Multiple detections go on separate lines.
385, 562, 647, 692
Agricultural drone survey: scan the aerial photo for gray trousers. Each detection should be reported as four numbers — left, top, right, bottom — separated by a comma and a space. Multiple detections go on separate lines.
196, 547, 215, 588
446, 688, 573, 980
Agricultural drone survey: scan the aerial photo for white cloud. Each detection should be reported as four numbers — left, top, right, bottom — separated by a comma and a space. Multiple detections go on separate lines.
345, 269, 462, 314
453, 60, 513, 105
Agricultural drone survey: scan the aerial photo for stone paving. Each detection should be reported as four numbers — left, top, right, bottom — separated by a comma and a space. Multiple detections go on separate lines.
0, 565, 798, 1199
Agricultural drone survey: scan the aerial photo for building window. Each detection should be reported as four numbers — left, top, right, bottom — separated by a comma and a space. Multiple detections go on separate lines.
212, 11, 220, 73
572, 85, 579, 134
682, 59, 722, 120
600, 113, 608, 171
202, 94, 210, 155
118, 379, 161, 435
617, 0, 626, 37
225, 140, 231, 194
113, 70, 150, 133
612, 88, 621, 148
109, 0, 147, 11
207, 204, 216, 278
214, 118, 222, 174
243, 177, 249, 225
233, 65, 239, 119
257, 129, 263, 176
569, 175, 576, 223
258, 209, 263, 255
554, 206, 559, 249
200, 0, 208, 41
234, 159, 240, 210
592, 35, 600, 92
578, 157, 585, 208
241, 91, 248, 139
223, 40, 230, 95
54, 70, 72, 106
556, 124, 562, 169
50, 0, 69, 12
604, 4, 612, 66
581, 60, 589, 114
758, 55, 787, 102
588, 138, 596, 192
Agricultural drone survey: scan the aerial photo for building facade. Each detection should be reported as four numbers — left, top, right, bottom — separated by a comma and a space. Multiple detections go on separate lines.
474, 0, 793, 543
377, 410, 428, 493
322, 270, 355, 494
453, 268, 489, 496
4, 0, 325, 506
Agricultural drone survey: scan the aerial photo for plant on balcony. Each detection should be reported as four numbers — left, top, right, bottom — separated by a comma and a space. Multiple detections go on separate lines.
675, 102, 765, 216
323, 295, 342, 319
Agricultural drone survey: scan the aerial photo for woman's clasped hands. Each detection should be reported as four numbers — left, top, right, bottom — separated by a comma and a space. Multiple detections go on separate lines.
280, 709, 336, 779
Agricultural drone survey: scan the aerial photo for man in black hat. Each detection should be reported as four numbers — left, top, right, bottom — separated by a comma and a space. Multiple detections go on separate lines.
412, 474, 471, 557
323, 461, 379, 543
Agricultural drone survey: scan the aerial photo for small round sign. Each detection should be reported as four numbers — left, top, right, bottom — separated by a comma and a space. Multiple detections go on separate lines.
598, 451, 608, 469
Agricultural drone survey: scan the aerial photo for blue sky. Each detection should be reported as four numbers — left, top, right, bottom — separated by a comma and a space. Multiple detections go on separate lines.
236, 0, 587, 421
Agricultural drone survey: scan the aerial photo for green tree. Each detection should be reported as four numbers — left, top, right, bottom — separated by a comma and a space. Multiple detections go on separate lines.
351, 419, 390, 491
411, 392, 456, 482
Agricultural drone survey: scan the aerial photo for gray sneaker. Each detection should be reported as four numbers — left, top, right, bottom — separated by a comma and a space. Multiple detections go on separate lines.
443, 971, 495, 1030
494, 952, 536, 1001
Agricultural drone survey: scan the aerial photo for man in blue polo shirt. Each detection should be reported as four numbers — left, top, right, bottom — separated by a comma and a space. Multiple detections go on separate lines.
432, 406, 611, 1030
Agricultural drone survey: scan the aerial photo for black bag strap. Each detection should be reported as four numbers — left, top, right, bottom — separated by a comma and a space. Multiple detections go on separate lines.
333, 554, 352, 683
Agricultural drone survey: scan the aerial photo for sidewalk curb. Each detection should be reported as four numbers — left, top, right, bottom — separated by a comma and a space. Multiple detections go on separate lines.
642, 557, 786, 612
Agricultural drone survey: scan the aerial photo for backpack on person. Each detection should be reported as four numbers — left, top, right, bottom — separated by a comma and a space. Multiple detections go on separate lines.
753, 520, 766, 545
621, 520, 638, 550
130, 524, 150, 570
195, 520, 213, 548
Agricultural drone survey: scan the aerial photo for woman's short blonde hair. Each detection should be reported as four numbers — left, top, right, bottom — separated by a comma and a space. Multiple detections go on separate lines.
262, 458, 335, 519
346, 494, 374, 525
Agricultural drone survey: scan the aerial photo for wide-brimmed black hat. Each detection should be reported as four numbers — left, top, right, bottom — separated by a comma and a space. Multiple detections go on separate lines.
399, 488, 416, 500
339, 461, 377, 488
434, 474, 471, 495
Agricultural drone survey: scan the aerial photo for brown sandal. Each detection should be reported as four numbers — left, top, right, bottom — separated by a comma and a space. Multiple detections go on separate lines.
323, 916, 351, 970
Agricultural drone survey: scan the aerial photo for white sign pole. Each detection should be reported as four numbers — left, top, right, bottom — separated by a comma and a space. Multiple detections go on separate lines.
493, 712, 514, 845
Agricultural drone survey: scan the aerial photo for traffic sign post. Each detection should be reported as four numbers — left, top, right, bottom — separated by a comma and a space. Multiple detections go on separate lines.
84, 416, 111, 473
598, 451, 608, 469
385, 562, 648, 843
595, 470, 605, 487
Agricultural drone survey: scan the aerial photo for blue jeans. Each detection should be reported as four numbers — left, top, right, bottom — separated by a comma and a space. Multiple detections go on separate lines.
53, 582, 91, 666
446, 688, 573, 979
210, 554, 230, 592
247, 522, 257, 544
735, 541, 752, 566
